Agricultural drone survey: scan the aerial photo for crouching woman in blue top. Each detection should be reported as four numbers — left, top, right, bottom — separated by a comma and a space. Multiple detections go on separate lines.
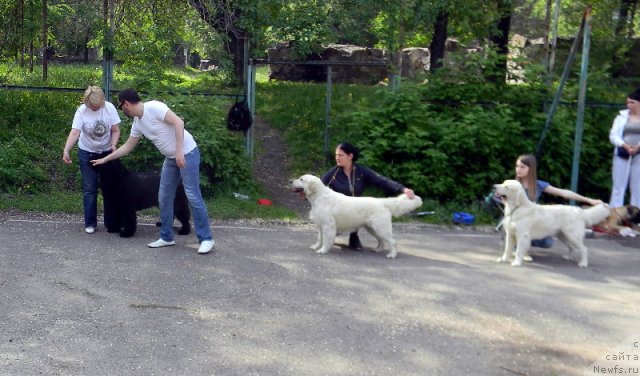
515, 154, 603, 251
321, 142, 417, 250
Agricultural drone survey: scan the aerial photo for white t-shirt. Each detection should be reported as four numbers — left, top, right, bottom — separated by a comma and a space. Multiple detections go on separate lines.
71, 102, 121, 153
130, 100, 197, 158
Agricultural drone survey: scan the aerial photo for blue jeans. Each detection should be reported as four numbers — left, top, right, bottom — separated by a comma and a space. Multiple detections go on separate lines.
531, 237, 554, 248
78, 149, 110, 228
158, 147, 213, 243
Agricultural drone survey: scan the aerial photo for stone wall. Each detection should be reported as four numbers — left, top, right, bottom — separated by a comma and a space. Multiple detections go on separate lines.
393, 47, 430, 78
267, 43, 390, 84
267, 43, 431, 84
266, 37, 640, 84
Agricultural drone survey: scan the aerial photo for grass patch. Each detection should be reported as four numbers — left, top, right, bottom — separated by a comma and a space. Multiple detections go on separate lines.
256, 77, 386, 175
210, 194, 299, 221
0, 192, 82, 213
0, 191, 300, 222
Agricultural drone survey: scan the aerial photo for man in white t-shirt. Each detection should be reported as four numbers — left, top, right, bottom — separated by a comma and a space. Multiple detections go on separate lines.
91, 88, 215, 254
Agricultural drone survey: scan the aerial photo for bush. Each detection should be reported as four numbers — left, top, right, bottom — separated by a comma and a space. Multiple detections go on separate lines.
0, 61, 632, 211
0, 64, 253, 198
338, 77, 618, 204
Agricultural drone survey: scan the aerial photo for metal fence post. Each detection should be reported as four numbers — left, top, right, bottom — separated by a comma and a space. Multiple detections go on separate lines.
569, 6, 592, 205
324, 65, 333, 163
246, 63, 256, 163
535, 7, 588, 157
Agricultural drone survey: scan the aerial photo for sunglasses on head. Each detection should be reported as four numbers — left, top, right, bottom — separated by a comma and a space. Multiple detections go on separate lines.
117, 101, 124, 110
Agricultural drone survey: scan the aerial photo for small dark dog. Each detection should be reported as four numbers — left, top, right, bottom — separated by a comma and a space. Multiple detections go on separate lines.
594, 205, 640, 234
97, 159, 191, 238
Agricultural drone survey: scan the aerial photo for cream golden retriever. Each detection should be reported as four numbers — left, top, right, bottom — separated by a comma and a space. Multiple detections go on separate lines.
290, 174, 422, 258
494, 179, 609, 267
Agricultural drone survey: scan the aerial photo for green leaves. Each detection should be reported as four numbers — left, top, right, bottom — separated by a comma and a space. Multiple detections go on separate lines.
335, 74, 612, 204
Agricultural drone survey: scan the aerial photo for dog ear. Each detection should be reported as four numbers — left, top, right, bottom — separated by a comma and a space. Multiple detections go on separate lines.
628, 205, 640, 223
513, 184, 527, 206
305, 176, 316, 195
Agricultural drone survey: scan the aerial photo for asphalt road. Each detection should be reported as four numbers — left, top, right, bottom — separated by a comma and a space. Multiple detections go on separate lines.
0, 213, 639, 376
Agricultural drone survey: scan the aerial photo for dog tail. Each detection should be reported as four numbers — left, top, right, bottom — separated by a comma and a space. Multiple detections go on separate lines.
581, 203, 611, 227
384, 194, 423, 217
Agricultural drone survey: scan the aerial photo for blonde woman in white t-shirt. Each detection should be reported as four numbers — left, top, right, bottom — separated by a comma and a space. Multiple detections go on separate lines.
62, 86, 121, 234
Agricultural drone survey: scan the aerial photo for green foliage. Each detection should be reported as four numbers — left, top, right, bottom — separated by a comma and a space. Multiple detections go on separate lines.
0, 57, 636, 221
341, 83, 534, 203
48, 1, 102, 58
210, 193, 299, 220
370, 0, 435, 50
164, 94, 253, 195
94, 92, 254, 197
0, 62, 102, 87
0, 63, 253, 201
257, 54, 627, 209
256, 79, 384, 174
0, 89, 80, 194
0, 191, 81, 213
0, 136, 49, 194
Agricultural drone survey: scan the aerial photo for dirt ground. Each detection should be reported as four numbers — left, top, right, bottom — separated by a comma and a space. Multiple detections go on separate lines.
250, 116, 310, 216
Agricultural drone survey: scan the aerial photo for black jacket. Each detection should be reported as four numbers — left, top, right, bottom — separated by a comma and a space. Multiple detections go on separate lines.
320, 164, 405, 197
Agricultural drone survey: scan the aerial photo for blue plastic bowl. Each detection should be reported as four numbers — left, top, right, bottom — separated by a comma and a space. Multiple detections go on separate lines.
452, 212, 475, 225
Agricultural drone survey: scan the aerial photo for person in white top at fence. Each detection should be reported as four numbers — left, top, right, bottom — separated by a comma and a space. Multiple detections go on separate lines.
609, 88, 640, 208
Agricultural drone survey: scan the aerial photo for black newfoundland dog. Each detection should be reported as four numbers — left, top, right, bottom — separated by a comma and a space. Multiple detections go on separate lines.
97, 159, 191, 238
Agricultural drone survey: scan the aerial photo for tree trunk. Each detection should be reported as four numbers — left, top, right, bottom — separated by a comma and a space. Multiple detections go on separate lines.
629, 0, 638, 37
28, 0, 35, 72
18, 0, 24, 65
615, 0, 634, 36
187, 0, 246, 84
543, 0, 552, 74
83, 29, 92, 64
429, 10, 449, 73
612, 0, 638, 76
487, 0, 512, 83
227, 27, 246, 85
42, 0, 48, 81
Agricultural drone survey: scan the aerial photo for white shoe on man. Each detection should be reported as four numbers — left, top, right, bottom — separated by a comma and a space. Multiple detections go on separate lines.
148, 238, 175, 248
198, 239, 215, 254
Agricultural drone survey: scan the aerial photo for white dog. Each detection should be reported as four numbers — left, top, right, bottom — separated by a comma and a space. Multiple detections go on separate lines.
494, 179, 610, 267
290, 174, 422, 258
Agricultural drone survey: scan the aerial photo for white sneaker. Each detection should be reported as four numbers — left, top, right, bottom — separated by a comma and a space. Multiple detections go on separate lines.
198, 239, 215, 254
148, 238, 175, 248
85, 227, 95, 234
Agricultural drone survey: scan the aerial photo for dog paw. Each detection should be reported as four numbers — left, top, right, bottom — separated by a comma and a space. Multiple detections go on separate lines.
523, 255, 533, 262
578, 261, 588, 268
316, 249, 329, 254
496, 257, 508, 263
385, 251, 397, 259
310, 244, 321, 251
510, 260, 523, 267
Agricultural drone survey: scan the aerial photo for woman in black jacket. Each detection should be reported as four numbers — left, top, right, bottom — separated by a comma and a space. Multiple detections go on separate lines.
321, 142, 416, 249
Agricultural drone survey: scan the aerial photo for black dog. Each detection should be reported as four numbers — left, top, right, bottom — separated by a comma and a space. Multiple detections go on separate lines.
97, 159, 191, 238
